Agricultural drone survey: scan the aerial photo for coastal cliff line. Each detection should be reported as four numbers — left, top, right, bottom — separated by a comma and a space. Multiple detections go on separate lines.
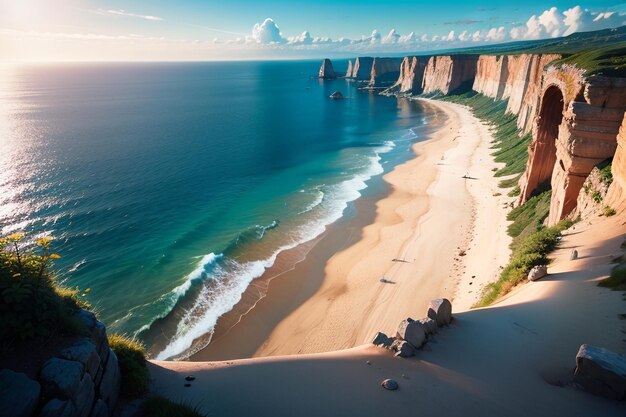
319, 51, 626, 226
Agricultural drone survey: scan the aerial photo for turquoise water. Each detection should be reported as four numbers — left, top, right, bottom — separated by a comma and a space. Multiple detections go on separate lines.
0, 61, 433, 359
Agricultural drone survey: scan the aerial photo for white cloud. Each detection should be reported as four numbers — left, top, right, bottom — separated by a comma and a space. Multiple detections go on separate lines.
445, 30, 455, 41
398, 31, 416, 43
382, 29, 400, 44
486, 27, 506, 41
251, 18, 285, 43
289, 31, 313, 44
100, 9, 163, 21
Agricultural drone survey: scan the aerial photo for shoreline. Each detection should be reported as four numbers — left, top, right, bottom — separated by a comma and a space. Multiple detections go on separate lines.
191, 98, 512, 360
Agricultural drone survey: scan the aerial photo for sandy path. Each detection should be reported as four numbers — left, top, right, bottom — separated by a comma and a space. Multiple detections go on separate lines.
252, 99, 511, 356
150, 211, 626, 417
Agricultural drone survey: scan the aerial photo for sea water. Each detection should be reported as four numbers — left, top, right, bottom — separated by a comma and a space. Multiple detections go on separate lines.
0, 60, 435, 359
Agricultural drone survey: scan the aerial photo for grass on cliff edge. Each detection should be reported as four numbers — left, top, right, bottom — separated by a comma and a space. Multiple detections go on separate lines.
0, 234, 90, 344
476, 218, 574, 307
441, 92, 532, 180
108, 334, 150, 398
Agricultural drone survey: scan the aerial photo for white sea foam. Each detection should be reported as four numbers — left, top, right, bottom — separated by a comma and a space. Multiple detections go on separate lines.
155, 142, 395, 360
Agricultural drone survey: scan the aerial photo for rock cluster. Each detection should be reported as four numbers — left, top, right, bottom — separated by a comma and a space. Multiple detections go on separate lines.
0, 309, 121, 417
371, 298, 452, 358
574, 344, 626, 400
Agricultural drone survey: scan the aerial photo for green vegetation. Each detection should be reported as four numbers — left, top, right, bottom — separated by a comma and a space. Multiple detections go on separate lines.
0, 234, 89, 343
140, 396, 206, 417
442, 92, 531, 180
109, 334, 150, 398
604, 206, 617, 217
598, 162, 613, 186
592, 190, 603, 203
554, 43, 626, 77
506, 191, 551, 241
599, 262, 626, 291
477, 218, 574, 307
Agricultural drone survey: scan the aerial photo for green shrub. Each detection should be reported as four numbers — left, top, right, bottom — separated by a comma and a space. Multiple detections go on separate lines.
0, 234, 87, 342
592, 190, 603, 203
599, 163, 613, 186
603, 206, 617, 217
109, 334, 150, 398
140, 396, 206, 417
599, 263, 626, 291
476, 218, 573, 307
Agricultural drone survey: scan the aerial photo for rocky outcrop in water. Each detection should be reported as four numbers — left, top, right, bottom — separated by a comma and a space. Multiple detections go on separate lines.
352, 57, 374, 81
422, 55, 479, 95
318, 58, 337, 79
368, 57, 403, 88
345, 60, 353, 78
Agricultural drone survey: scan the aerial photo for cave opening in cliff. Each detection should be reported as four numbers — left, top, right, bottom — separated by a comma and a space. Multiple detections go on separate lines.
527, 86, 564, 197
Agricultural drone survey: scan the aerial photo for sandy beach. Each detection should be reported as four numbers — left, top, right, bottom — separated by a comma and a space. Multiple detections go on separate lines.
191, 98, 512, 359
150, 209, 626, 417
150, 99, 626, 416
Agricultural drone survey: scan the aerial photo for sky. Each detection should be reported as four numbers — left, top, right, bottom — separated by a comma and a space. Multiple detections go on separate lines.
0, 0, 625, 62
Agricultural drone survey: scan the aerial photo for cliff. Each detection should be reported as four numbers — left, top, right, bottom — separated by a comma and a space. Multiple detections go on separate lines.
515, 54, 562, 135
606, 112, 626, 213
318, 58, 337, 79
345, 60, 353, 78
384, 56, 428, 95
368, 57, 403, 87
473, 55, 509, 100
352, 57, 374, 81
422, 55, 479, 95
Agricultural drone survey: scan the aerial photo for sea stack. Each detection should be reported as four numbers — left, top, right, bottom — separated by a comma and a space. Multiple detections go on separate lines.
345, 60, 353, 78
318, 58, 337, 79
352, 57, 374, 81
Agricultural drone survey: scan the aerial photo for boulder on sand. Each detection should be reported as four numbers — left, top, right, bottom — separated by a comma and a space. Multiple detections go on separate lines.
396, 319, 426, 348
381, 379, 398, 390
427, 298, 452, 326
391, 340, 415, 358
570, 249, 579, 260
574, 344, 626, 400
528, 265, 548, 281
372, 332, 394, 348
417, 318, 438, 335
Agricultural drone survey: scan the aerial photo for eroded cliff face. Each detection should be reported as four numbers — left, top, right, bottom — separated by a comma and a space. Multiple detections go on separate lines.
318, 58, 337, 79
422, 55, 479, 95
368, 57, 403, 87
384, 56, 428, 95
518, 68, 626, 225
605, 112, 626, 213
516, 54, 562, 135
473, 55, 509, 100
352, 57, 374, 80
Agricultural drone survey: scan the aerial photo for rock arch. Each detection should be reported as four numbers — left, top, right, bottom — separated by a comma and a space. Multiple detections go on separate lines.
518, 65, 626, 225
519, 85, 565, 200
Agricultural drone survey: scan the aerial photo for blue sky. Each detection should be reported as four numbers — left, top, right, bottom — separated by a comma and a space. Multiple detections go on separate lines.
0, 1, 625, 61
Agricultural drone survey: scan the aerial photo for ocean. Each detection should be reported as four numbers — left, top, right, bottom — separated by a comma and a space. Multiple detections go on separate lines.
0, 60, 434, 359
